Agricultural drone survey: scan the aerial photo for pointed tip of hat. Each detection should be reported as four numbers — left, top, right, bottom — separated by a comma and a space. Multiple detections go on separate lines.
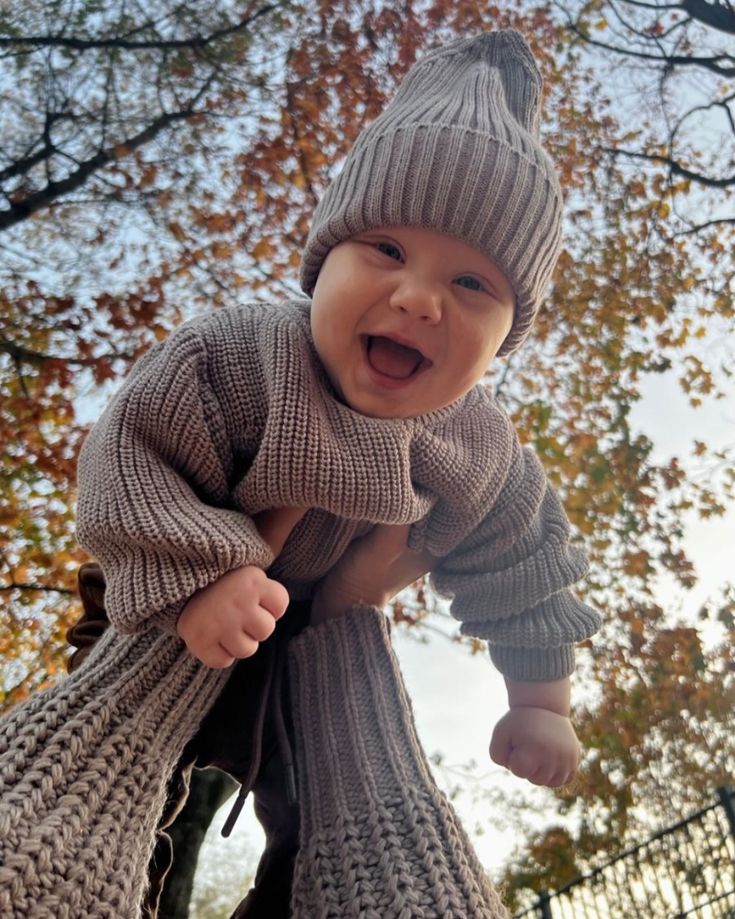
461, 29, 541, 85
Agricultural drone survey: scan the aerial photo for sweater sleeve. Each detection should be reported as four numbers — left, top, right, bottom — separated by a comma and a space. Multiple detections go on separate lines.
75, 320, 273, 635
430, 443, 601, 682
287, 606, 509, 919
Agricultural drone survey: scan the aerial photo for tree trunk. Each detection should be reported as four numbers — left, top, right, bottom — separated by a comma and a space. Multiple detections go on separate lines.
158, 768, 239, 919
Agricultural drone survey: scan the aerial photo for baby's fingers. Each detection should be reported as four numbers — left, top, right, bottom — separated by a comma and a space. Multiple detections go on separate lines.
489, 724, 512, 770
525, 748, 582, 789
191, 642, 237, 670
548, 746, 583, 788
219, 632, 260, 661
507, 745, 543, 782
259, 577, 290, 620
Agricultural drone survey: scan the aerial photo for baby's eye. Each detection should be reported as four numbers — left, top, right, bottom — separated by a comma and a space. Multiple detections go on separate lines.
455, 275, 485, 292
376, 241, 403, 261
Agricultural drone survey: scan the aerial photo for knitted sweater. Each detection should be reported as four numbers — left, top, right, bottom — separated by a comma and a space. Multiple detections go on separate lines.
0, 607, 509, 918
76, 298, 600, 680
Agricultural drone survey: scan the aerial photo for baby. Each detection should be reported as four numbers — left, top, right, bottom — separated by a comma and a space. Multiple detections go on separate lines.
76, 29, 601, 791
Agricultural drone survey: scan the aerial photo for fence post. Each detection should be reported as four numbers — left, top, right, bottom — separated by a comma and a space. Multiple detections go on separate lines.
537, 890, 553, 919
717, 786, 735, 843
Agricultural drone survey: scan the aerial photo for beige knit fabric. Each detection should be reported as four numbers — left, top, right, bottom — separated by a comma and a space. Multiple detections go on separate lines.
0, 606, 509, 917
76, 299, 599, 681
300, 30, 564, 355
0, 629, 229, 917
289, 606, 510, 918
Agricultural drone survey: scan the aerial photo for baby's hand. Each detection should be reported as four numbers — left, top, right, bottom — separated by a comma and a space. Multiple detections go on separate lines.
177, 565, 289, 668
489, 706, 582, 788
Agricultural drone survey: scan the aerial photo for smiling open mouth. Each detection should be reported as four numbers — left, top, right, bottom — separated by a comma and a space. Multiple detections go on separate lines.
365, 335, 430, 380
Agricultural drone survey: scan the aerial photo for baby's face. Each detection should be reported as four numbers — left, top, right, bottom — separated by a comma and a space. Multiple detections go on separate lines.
310, 225, 515, 418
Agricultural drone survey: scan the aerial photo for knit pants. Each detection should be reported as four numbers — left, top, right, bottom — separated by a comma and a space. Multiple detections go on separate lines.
64, 563, 303, 918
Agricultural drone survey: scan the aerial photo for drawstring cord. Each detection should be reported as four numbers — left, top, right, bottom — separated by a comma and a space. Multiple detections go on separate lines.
220, 611, 300, 837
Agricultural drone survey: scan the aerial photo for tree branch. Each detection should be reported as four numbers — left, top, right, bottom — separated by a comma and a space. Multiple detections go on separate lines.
0, 583, 75, 595
603, 145, 735, 187
671, 216, 735, 235
616, 0, 686, 10
0, 4, 284, 52
0, 111, 80, 183
0, 105, 198, 230
0, 336, 128, 367
568, 23, 735, 76
681, 0, 735, 34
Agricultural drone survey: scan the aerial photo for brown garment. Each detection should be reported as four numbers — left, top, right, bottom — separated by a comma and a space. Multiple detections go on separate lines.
59, 563, 510, 917
68, 563, 303, 918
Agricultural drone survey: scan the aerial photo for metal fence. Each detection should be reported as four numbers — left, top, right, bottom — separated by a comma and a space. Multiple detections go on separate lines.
514, 786, 735, 919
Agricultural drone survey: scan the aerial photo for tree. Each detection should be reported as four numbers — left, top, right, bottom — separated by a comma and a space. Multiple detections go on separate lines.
556, 0, 735, 237
0, 0, 300, 706
1, 0, 733, 912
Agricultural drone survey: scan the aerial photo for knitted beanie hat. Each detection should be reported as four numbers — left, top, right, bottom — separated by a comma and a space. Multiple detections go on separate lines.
299, 29, 563, 355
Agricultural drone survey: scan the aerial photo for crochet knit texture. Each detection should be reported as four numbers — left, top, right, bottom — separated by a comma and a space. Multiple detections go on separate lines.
0, 629, 229, 918
0, 607, 510, 918
289, 607, 509, 918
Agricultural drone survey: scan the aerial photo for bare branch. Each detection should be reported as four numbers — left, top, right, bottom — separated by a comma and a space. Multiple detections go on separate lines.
0, 3, 286, 53
0, 104, 198, 230
616, 0, 686, 10
0, 582, 75, 595
671, 216, 735, 235
0, 112, 78, 183
603, 145, 735, 188
681, 0, 735, 34
0, 336, 129, 367
567, 22, 735, 76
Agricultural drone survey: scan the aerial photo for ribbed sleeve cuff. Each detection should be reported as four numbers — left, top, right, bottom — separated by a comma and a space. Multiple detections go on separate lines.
459, 589, 601, 682
489, 642, 576, 682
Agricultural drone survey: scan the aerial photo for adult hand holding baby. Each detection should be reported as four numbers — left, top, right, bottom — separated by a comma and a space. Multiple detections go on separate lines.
310, 522, 437, 626
176, 506, 306, 668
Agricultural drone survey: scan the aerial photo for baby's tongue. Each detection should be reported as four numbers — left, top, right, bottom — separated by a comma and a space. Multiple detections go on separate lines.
367, 336, 422, 379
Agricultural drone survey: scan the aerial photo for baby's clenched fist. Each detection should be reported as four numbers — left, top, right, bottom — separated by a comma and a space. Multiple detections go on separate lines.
177, 565, 289, 668
489, 706, 582, 789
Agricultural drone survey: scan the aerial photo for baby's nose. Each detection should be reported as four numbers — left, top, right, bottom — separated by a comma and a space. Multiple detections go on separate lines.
389, 278, 442, 322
